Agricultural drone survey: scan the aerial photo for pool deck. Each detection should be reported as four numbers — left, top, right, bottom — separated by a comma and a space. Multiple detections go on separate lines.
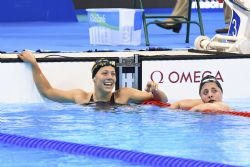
0, 9, 227, 53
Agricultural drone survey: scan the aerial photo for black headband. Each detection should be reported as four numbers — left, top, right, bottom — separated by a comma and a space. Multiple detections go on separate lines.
91, 58, 116, 78
199, 75, 223, 94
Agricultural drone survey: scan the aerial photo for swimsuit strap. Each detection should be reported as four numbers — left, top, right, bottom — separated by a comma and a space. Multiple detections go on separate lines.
89, 94, 94, 103
89, 93, 115, 104
110, 93, 115, 104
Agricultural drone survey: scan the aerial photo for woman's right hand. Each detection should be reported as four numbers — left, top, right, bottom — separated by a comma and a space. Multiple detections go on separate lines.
18, 50, 37, 64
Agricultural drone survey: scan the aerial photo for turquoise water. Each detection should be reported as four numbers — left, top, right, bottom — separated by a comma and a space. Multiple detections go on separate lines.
1, 99, 250, 167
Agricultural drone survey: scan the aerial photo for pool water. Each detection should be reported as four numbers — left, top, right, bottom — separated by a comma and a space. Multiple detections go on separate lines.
0, 144, 143, 167
1, 99, 250, 167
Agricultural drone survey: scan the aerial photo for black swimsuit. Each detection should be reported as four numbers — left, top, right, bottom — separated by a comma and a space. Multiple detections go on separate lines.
87, 93, 116, 106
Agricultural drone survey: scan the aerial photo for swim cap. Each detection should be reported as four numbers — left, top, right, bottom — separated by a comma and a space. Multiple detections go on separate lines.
199, 75, 223, 94
91, 58, 116, 78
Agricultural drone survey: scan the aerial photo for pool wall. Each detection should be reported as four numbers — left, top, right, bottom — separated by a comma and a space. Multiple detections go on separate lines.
1, 50, 250, 103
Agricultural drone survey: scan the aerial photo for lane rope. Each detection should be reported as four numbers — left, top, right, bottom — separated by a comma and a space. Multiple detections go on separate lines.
142, 100, 250, 118
0, 133, 238, 167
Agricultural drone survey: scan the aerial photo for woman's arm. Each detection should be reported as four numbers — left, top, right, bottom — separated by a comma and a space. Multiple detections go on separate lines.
169, 99, 203, 110
144, 81, 168, 102
116, 81, 168, 104
190, 102, 232, 112
18, 51, 88, 103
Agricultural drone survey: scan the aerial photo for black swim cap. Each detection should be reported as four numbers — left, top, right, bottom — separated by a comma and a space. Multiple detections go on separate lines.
91, 58, 116, 78
199, 75, 223, 94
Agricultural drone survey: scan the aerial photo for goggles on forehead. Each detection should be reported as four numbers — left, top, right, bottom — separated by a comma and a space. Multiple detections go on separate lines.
199, 75, 223, 94
201, 78, 217, 84
91, 58, 116, 78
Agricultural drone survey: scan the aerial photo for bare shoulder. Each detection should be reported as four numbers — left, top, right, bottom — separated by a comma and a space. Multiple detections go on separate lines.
171, 99, 202, 105
114, 87, 135, 99
113, 88, 128, 104
178, 99, 202, 103
70, 89, 92, 104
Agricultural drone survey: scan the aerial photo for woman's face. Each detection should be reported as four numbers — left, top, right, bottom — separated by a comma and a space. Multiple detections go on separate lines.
200, 82, 223, 103
93, 66, 116, 93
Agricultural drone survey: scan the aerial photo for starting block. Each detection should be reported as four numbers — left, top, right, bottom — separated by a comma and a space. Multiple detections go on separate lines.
195, 0, 250, 54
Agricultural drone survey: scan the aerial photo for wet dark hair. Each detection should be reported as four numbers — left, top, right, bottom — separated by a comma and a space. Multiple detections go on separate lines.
91, 58, 116, 78
199, 75, 223, 94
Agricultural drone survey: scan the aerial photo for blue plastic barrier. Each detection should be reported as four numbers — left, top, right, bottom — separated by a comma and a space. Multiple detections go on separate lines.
0, 133, 238, 167
0, 0, 77, 22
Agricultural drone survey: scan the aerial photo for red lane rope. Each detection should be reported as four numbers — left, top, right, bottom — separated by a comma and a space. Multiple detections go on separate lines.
142, 100, 171, 107
213, 110, 250, 118
142, 100, 250, 118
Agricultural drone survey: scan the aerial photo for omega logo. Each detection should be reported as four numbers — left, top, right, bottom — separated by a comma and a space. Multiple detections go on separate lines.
150, 70, 224, 84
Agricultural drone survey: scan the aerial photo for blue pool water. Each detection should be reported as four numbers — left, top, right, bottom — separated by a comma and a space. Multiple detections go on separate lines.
1, 99, 250, 167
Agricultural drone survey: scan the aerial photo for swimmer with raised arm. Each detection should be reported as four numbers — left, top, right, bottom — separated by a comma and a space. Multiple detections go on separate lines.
170, 75, 231, 112
18, 51, 168, 105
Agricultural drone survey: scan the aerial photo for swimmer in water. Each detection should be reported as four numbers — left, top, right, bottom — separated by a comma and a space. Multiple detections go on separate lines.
169, 75, 232, 112
18, 51, 168, 105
